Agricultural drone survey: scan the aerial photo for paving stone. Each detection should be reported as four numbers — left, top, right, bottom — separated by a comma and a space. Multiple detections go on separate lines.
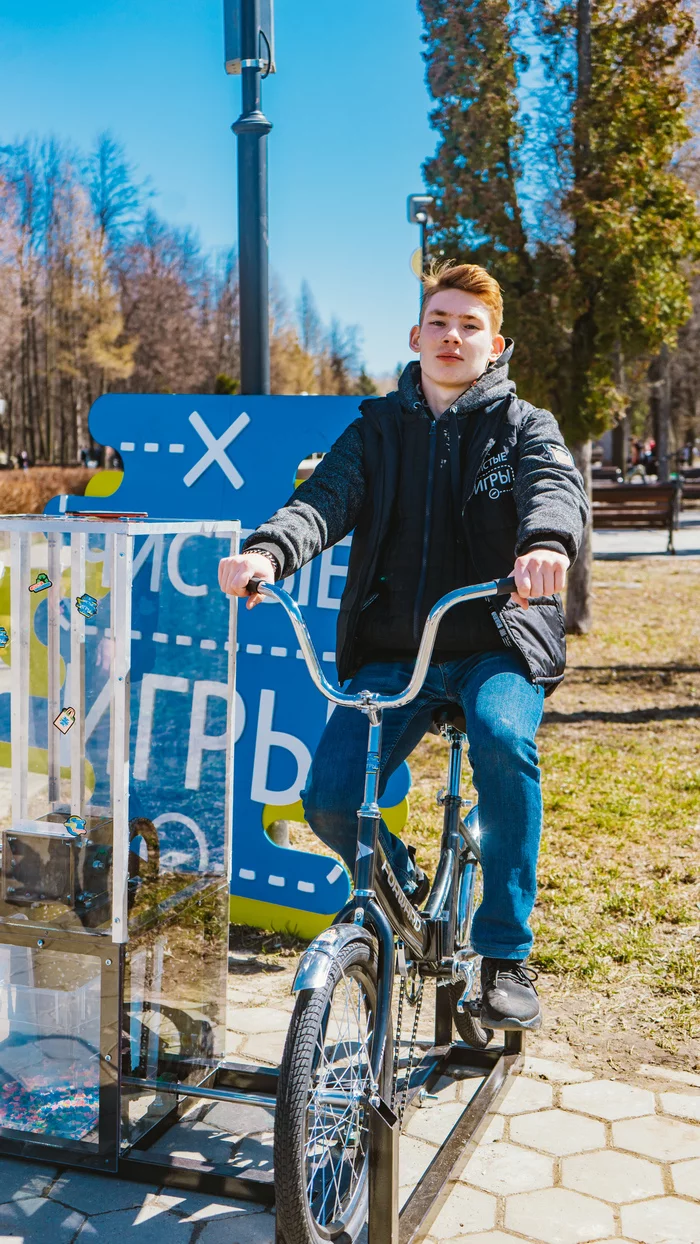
196, 1211, 276, 1242
0, 1196, 85, 1243
479, 1114, 505, 1144
0, 1157, 58, 1201
671, 1156, 700, 1197
225, 1007, 292, 1035
146, 1118, 236, 1163
621, 1196, 700, 1243
504, 1187, 615, 1244
509, 1108, 606, 1156
405, 1100, 466, 1146
561, 1148, 664, 1203
424, 1185, 497, 1239
660, 1091, 700, 1123
561, 1078, 655, 1121
199, 1100, 275, 1135
152, 1190, 266, 1223
437, 1234, 528, 1244
613, 1114, 700, 1162
399, 1135, 439, 1190
498, 1076, 553, 1115
48, 1172, 153, 1215
241, 1032, 285, 1064
520, 1057, 594, 1084
638, 1064, 700, 1089
460, 1140, 554, 1195
75, 1206, 196, 1241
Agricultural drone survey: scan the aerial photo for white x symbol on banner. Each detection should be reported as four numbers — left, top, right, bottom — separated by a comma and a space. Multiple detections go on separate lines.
183, 410, 251, 490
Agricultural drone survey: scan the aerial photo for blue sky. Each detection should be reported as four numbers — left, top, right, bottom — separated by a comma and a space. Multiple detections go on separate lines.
1, 0, 435, 376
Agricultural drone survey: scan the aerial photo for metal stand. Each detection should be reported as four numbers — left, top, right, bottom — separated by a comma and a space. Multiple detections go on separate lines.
396, 1031, 524, 1243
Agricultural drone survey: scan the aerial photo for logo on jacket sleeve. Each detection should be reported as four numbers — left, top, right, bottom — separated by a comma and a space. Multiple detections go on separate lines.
544, 443, 575, 467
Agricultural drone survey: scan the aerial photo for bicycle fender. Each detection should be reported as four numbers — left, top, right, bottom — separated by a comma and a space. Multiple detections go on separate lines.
292, 923, 375, 993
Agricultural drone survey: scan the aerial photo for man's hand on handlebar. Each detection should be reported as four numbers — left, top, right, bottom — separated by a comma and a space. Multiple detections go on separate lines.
510, 549, 569, 609
218, 553, 275, 609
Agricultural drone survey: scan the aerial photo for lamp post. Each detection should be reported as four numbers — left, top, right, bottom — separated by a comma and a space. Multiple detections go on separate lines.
225, 1, 275, 395
407, 194, 434, 276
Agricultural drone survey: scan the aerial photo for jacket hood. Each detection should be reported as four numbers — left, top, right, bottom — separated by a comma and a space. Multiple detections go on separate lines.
397, 339, 516, 417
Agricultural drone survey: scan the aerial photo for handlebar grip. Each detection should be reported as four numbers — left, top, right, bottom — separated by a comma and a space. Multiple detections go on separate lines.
494, 576, 517, 596
246, 576, 266, 595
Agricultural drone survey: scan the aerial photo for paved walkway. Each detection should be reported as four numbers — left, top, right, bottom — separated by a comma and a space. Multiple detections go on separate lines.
2, 958, 699, 1243
593, 510, 700, 558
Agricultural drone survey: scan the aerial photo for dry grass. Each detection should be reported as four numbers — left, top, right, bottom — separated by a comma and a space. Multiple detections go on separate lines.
0, 467, 94, 514
409, 558, 700, 1070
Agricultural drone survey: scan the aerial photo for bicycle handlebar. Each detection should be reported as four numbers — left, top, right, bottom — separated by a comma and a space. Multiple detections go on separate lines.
244, 574, 517, 712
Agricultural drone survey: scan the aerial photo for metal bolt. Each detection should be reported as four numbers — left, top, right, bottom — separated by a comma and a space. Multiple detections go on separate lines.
104, 1054, 112, 1063
105, 959, 112, 966
36, 939, 44, 947
114, 917, 120, 924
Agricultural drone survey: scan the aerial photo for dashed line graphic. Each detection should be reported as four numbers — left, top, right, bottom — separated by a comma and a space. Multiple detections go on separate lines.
144, 442, 159, 453
81, 627, 334, 662
268, 874, 285, 887
326, 864, 344, 884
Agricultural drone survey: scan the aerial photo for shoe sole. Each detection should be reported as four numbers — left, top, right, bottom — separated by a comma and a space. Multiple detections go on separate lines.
480, 1012, 542, 1032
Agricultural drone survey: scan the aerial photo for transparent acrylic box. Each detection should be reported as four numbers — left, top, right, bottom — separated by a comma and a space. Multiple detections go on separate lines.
0, 515, 238, 1163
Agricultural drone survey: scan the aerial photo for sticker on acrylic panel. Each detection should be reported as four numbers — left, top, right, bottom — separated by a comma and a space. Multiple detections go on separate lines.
29, 572, 51, 594
54, 706, 76, 734
75, 593, 98, 619
64, 815, 87, 838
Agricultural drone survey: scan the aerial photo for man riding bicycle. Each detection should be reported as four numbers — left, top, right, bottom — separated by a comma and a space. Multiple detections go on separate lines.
219, 261, 589, 1032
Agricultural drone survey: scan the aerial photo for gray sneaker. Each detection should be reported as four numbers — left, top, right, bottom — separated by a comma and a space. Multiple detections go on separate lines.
480, 958, 542, 1031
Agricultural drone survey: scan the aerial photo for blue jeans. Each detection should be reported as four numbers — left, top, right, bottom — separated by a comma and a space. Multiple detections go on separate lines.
302, 652, 545, 960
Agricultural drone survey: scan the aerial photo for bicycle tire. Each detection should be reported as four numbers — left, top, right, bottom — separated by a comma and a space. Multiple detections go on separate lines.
274, 938, 391, 1244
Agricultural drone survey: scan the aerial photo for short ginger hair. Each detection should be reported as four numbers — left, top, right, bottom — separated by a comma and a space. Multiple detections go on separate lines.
420, 260, 504, 335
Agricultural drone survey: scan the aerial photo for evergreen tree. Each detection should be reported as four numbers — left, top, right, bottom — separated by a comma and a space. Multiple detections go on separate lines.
420, 0, 700, 630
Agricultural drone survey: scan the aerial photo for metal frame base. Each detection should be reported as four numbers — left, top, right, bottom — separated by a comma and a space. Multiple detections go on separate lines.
0, 1036, 521, 1241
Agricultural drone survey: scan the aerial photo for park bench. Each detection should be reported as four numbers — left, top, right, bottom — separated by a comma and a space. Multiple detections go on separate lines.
591, 481, 681, 553
680, 467, 700, 503
592, 465, 624, 484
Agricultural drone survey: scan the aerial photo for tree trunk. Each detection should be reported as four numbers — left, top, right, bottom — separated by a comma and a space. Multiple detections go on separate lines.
657, 343, 671, 481
565, 439, 593, 634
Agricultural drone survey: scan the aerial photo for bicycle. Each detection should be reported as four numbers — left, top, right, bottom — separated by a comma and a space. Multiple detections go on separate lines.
246, 574, 516, 1244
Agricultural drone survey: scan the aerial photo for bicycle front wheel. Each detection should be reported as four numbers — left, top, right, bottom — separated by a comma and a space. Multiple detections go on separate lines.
274, 938, 391, 1244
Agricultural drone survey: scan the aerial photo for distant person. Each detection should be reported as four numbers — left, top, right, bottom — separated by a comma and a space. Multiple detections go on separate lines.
18, 450, 29, 471
219, 260, 589, 1033
79, 446, 89, 467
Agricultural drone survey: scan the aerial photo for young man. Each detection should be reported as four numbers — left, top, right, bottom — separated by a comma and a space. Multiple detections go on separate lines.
219, 262, 589, 1031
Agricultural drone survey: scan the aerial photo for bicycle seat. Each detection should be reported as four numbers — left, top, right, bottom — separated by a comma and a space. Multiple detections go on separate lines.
430, 705, 467, 734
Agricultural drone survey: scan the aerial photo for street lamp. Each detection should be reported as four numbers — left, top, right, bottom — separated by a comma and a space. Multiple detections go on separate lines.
224, 0, 276, 396
407, 194, 434, 276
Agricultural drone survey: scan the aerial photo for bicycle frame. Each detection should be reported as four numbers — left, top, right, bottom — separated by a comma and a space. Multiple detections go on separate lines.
250, 575, 515, 1082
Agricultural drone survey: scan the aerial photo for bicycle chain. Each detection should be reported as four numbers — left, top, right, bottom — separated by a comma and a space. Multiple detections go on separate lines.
391, 975, 406, 1109
392, 976, 425, 1126
401, 978, 425, 1124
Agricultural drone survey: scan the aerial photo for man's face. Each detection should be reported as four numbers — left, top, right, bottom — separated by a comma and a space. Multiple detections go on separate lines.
409, 288, 506, 391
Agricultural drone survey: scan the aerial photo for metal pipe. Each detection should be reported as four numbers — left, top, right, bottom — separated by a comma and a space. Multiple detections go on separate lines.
122, 1076, 276, 1109
232, 0, 272, 394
